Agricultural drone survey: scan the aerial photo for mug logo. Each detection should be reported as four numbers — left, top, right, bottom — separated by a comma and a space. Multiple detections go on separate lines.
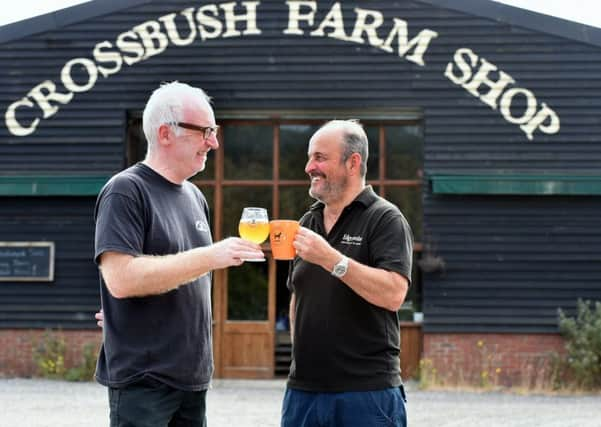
273, 231, 284, 242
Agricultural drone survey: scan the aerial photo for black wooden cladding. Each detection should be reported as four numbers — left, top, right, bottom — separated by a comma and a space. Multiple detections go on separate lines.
0, 198, 99, 328
422, 194, 601, 332
0, 0, 600, 331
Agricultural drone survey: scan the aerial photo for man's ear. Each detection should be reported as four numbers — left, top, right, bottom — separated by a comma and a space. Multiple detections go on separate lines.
349, 152, 362, 175
157, 123, 172, 145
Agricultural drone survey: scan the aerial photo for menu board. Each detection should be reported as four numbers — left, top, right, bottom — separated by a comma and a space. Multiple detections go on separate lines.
0, 242, 54, 281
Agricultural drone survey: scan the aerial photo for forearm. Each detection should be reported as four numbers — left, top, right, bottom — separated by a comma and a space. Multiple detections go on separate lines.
340, 259, 408, 311
289, 293, 296, 343
101, 246, 216, 298
318, 252, 408, 311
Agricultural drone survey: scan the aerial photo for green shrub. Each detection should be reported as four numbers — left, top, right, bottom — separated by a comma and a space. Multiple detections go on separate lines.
65, 343, 98, 382
33, 330, 66, 379
33, 331, 98, 381
558, 299, 601, 390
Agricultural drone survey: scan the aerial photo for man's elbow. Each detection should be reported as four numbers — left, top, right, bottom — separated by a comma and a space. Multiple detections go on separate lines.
99, 253, 135, 299
104, 278, 132, 299
387, 295, 404, 312
387, 279, 409, 312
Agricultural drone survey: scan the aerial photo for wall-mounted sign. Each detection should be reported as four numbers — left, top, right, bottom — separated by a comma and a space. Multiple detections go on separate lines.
3, 1, 560, 141
0, 242, 55, 282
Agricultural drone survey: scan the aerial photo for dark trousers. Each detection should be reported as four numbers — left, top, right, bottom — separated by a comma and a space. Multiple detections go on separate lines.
108, 380, 207, 427
281, 386, 407, 427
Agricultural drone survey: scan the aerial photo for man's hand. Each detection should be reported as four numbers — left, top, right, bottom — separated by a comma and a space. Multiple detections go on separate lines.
292, 227, 339, 270
209, 237, 265, 269
95, 309, 104, 328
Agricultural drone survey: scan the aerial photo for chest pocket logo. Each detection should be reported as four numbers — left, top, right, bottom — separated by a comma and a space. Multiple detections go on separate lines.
195, 220, 210, 233
341, 234, 363, 246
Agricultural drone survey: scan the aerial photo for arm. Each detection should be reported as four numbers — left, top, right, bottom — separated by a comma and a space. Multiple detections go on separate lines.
99, 237, 264, 299
289, 292, 296, 343
292, 227, 408, 311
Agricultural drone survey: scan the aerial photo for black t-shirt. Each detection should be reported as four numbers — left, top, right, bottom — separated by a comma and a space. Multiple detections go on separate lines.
287, 186, 413, 392
94, 163, 214, 391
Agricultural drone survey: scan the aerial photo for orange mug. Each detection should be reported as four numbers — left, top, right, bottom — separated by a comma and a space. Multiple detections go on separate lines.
269, 220, 300, 260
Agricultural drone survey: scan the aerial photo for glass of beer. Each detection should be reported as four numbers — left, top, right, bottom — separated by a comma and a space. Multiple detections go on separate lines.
238, 207, 270, 261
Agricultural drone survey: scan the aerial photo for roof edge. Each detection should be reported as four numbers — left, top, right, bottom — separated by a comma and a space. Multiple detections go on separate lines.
421, 0, 601, 48
1, 0, 600, 48
0, 0, 152, 44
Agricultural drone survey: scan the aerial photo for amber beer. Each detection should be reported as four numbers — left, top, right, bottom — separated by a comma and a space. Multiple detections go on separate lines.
238, 221, 270, 244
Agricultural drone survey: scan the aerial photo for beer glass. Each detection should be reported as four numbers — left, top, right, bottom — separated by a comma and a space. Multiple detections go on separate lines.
238, 207, 269, 261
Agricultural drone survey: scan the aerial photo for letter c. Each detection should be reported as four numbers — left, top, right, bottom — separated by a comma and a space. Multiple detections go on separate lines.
5, 97, 40, 136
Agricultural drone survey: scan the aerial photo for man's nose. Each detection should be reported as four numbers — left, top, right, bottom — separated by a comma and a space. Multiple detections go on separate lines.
206, 133, 219, 149
305, 159, 314, 175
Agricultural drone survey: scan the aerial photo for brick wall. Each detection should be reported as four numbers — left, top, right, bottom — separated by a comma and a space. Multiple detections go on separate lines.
423, 333, 567, 387
0, 329, 102, 378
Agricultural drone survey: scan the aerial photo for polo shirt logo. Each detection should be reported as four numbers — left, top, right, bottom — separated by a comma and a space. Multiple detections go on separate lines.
341, 234, 363, 246
195, 220, 209, 233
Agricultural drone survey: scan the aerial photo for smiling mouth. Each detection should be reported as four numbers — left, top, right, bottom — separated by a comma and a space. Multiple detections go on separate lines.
310, 174, 325, 183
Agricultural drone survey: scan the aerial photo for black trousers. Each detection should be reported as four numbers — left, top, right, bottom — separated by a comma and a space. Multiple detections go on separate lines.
108, 379, 207, 427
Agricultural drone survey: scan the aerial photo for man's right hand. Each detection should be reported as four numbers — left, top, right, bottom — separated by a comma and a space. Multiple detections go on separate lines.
209, 237, 265, 269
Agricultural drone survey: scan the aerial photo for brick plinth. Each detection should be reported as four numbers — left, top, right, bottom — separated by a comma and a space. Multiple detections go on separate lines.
423, 333, 567, 387
0, 329, 102, 378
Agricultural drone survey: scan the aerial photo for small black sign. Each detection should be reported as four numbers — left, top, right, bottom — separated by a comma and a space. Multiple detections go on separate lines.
0, 242, 54, 281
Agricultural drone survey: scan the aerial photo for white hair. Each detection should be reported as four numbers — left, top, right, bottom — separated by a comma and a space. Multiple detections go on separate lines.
142, 81, 212, 152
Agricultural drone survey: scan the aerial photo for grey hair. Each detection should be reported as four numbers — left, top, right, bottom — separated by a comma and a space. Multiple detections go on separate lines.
142, 81, 212, 152
320, 119, 369, 177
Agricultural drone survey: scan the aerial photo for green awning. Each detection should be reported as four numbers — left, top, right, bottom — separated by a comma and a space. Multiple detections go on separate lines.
430, 174, 601, 195
0, 176, 110, 196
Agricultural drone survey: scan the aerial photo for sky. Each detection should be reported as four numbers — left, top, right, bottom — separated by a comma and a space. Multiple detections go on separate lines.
0, 0, 600, 29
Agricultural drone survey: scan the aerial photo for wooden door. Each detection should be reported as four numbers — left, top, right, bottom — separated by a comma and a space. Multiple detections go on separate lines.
214, 257, 276, 379
400, 322, 423, 380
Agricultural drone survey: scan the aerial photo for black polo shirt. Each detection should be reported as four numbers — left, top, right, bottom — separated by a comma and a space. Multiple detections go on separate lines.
287, 186, 413, 392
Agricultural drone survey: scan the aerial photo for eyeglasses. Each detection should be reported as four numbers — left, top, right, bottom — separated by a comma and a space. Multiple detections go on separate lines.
169, 122, 219, 140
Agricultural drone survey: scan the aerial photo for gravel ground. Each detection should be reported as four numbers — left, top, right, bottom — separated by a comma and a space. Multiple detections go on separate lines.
1, 378, 600, 427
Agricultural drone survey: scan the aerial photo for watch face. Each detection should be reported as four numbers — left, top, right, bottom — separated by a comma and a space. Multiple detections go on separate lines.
334, 265, 346, 276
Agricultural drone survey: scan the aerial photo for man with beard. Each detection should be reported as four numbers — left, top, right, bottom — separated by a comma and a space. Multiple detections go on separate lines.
281, 119, 414, 427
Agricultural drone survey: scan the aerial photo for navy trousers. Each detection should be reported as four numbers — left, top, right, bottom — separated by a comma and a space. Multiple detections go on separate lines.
281, 386, 407, 427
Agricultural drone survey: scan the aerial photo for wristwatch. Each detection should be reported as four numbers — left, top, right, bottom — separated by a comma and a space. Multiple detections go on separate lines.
331, 256, 349, 278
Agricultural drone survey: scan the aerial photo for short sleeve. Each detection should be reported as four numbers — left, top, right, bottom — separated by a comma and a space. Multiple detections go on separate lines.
94, 192, 146, 264
368, 209, 413, 283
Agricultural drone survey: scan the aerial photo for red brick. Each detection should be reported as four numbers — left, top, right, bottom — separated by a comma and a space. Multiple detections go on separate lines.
0, 329, 102, 378
423, 333, 566, 387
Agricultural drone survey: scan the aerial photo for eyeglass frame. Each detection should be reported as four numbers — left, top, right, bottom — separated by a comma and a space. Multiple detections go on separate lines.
168, 122, 219, 140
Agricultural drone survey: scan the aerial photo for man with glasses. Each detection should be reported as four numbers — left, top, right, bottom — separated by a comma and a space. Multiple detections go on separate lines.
93, 81, 264, 427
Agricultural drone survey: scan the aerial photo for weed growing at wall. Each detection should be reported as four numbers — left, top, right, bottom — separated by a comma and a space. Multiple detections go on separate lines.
417, 358, 438, 389
559, 299, 601, 390
33, 330, 66, 379
65, 343, 98, 382
32, 330, 98, 381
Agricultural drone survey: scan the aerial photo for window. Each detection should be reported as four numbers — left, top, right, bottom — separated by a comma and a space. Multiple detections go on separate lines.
126, 112, 424, 323
193, 114, 423, 323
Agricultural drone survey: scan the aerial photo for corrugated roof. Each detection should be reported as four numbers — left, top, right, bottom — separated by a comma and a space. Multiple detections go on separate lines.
0, 0, 600, 47
423, 0, 601, 47
0, 0, 151, 44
